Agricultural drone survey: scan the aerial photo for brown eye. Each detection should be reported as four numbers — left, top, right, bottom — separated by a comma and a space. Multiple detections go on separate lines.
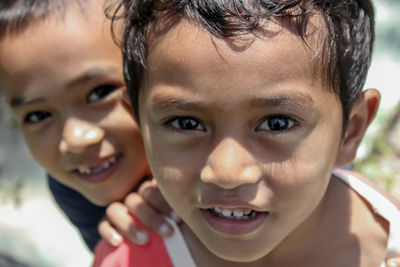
24, 111, 51, 124
169, 117, 205, 131
87, 84, 117, 103
256, 116, 295, 132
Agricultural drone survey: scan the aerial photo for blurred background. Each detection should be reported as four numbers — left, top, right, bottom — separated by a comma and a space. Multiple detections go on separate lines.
0, 0, 399, 266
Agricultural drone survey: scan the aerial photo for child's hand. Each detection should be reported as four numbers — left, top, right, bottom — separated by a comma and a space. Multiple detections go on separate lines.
387, 258, 400, 267
98, 179, 180, 246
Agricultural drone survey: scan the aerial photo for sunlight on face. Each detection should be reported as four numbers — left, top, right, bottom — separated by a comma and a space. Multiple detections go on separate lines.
0, 0, 148, 206
139, 19, 345, 262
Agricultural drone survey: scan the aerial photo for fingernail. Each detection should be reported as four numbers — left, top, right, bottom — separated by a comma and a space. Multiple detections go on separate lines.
136, 230, 149, 244
110, 231, 123, 247
170, 211, 181, 223
388, 262, 398, 267
159, 223, 171, 236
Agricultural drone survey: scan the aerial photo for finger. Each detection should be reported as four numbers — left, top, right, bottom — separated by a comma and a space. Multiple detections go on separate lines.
106, 202, 149, 245
387, 258, 400, 267
98, 219, 123, 247
137, 179, 173, 216
136, 179, 182, 223
124, 192, 174, 237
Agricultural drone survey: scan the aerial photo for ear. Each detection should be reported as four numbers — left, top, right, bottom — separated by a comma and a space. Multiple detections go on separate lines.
335, 89, 381, 166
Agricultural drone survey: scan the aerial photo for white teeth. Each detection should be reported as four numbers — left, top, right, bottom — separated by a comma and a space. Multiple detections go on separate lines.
211, 207, 259, 220
222, 209, 232, 217
77, 155, 117, 175
102, 161, 110, 169
78, 166, 91, 174
233, 210, 243, 218
243, 209, 252, 215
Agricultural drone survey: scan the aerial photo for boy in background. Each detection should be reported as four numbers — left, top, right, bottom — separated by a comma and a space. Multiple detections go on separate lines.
0, 0, 175, 253
95, 0, 400, 266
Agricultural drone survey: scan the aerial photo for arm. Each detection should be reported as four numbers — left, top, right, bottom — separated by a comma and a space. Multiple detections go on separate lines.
48, 175, 177, 250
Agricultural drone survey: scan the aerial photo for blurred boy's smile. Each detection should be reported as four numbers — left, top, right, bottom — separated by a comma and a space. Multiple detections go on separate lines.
71, 153, 122, 183
139, 18, 349, 263
0, 0, 148, 206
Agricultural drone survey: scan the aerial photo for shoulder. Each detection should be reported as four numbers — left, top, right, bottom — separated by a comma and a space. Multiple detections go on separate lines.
333, 169, 393, 265
337, 169, 400, 210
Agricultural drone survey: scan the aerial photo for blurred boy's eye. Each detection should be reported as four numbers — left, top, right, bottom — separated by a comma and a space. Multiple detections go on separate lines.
256, 116, 295, 132
24, 111, 51, 124
168, 117, 205, 131
87, 84, 118, 103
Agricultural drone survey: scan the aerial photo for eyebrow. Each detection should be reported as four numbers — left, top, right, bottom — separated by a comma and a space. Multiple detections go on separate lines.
152, 94, 205, 111
66, 67, 117, 89
9, 66, 118, 109
151, 92, 314, 112
248, 93, 314, 111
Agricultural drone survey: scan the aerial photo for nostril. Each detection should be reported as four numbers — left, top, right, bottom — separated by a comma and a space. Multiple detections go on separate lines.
240, 166, 262, 183
200, 165, 214, 183
59, 139, 68, 153
200, 163, 261, 189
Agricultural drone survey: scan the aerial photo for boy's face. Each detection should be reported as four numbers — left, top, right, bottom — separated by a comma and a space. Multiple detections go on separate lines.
0, 2, 148, 206
139, 20, 347, 261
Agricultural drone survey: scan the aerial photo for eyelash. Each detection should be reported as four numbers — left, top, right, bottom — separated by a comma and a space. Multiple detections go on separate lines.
23, 111, 52, 125
22, 84, 120, 126
164, 115, 297, 133
165, 116, 206, 132
256, 115, 297, 133
87, 84, 119, 104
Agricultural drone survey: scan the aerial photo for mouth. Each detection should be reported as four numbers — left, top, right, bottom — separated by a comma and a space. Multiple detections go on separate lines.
201, 206, 268, 235
210, 207, 259, 220
72, 153, 122, 183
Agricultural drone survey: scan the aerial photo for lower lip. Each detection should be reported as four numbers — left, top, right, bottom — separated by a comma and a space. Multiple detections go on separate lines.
201, 209, 268, 235
73, 154, 122, 184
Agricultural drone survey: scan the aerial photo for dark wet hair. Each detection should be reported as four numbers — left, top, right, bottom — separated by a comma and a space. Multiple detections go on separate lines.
114, 0, 374, 125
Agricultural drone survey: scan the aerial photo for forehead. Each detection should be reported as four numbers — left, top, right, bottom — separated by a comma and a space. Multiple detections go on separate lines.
145, 18, 326, 100
0, 1, 120, 100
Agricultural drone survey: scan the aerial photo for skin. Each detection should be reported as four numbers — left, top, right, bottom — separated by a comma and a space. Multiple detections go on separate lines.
138, 18, 388, 266
0, 0, 175, 246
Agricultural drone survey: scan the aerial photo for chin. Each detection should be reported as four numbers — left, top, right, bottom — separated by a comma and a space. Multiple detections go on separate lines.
83, 192, 114, 207
213, 251, 267, 263
203, 238, 271, 263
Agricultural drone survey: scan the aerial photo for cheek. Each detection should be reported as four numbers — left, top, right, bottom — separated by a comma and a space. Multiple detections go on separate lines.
143, 129, 199, 205
265, 155, 332, 219
22, 129, 60, 168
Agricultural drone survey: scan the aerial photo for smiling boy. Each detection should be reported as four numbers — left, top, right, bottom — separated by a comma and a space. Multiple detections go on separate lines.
0, 0, 174, 251
94, 0, 400, 266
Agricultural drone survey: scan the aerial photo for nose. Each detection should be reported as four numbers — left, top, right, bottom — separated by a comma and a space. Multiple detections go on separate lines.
59, 118, 105, 154
200, 138, 261, 189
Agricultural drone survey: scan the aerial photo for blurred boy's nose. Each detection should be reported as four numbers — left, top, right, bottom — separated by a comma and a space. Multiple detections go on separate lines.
59, 117, 105, 154
200, 138, 261, 189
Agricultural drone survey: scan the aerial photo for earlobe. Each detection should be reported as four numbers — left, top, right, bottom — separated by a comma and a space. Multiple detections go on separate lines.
335, 89, 381, 166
